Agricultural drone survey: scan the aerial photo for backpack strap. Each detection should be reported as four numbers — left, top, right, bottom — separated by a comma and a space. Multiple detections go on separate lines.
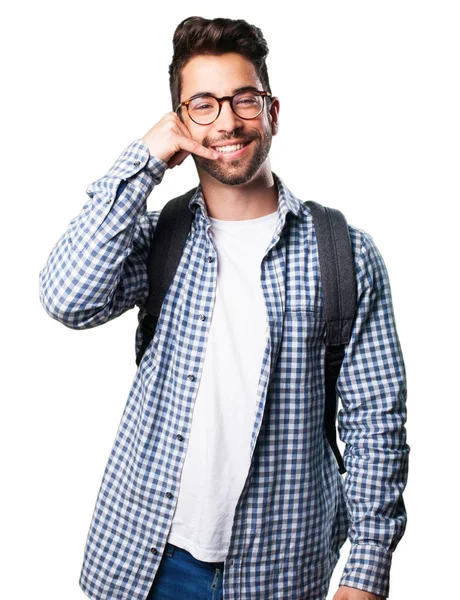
135, 187, 197, 366
305, 201, 357, 474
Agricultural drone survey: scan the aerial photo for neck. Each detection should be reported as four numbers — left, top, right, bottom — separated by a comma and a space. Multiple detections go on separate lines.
197, 163, 279, 221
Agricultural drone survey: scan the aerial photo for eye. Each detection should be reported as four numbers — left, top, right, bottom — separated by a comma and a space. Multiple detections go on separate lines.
236, 98, 257, 106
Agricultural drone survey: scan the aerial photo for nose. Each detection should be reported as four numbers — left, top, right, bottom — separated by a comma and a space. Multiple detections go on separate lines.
215, 98, 244, 132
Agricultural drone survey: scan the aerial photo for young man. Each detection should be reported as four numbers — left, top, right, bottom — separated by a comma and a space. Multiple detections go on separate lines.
39, 16, 409, 600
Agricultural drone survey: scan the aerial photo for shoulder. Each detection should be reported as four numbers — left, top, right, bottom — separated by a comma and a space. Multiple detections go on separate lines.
346, 222, 390, 298
347, 223, 375, 267
300, 201, 379, 276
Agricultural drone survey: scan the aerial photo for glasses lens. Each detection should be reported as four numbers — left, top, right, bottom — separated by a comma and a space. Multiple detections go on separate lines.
232, 91, 263, 118
189, 96, 219, 124
188, 92, 264, 124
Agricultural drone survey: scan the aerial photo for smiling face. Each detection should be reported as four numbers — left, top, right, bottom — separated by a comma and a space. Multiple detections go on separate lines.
178, 52, 279, 186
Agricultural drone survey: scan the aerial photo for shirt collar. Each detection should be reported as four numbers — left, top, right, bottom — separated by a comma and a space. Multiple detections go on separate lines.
187, 172, 304, 226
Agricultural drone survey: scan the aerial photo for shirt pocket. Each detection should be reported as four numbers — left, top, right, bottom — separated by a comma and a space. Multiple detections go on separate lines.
282, 305, 325, 389
284, 304, 325, 338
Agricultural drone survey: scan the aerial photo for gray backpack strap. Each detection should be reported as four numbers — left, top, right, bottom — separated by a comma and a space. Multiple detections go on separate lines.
305, 201, 357, 473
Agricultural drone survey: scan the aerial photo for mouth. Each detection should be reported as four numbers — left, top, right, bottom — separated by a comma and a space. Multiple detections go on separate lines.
211, 140, 253, 159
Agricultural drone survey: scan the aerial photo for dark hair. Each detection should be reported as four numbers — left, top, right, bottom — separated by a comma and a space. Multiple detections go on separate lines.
168, 16, 272, 120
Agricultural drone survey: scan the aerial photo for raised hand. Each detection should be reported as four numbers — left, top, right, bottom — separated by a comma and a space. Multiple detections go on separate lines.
141, 112, 221, 169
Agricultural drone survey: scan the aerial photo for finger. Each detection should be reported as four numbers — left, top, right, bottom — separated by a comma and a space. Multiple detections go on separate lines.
172, 112, 195, 136
172, 116, 220, 161
175, 149, 190, 165
167, 148, 189, 169
176, 135, 220, 160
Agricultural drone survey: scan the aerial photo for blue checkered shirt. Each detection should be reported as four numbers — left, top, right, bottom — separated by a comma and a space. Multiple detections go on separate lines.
39, 139, 409, 600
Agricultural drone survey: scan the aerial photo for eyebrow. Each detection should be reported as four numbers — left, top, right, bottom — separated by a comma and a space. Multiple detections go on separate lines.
187, 85, 260, 101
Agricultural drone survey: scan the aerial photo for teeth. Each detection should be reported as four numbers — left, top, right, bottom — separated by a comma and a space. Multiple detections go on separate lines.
214, 143, 246, 153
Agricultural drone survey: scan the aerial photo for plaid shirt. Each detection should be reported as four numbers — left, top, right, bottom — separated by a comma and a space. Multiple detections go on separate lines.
39, 139, 409, 600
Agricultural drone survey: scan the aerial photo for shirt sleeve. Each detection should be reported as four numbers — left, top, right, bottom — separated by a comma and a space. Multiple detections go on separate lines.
336, 230, 410, 599
38, 139, 168, 328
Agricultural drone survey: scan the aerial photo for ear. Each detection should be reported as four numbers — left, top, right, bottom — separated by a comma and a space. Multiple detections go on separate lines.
269, 96, 280, 136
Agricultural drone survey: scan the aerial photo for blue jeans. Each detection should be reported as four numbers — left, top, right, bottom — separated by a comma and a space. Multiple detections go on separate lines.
147, 542, 226, 600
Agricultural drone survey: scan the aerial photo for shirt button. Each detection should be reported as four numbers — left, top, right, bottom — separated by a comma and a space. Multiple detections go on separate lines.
165, 492, 173, 499
176, 434, 184, 441
187, 374, 195, 381
150, 547, 158, 554
133, 160, 140, 166
199, 314, 206, 321
207, 256, 213, 262
105, 197, 113, 204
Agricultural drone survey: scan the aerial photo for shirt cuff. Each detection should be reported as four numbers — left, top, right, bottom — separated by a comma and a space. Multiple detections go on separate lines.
339, 543, 393, 598
146, 150, 168, 173
85, 139, 168, 202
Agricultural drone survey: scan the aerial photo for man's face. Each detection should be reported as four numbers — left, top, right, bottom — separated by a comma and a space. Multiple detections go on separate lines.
179, 52, 279, 186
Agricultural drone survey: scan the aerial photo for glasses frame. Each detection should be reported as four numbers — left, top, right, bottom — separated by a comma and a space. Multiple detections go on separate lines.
175, 90, 273, 125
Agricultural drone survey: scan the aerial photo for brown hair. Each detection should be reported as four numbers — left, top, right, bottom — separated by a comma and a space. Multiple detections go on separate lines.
169, 16, 272, 121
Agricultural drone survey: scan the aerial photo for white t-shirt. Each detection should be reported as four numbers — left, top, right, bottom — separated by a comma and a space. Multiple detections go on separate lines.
167, 208, 279, 562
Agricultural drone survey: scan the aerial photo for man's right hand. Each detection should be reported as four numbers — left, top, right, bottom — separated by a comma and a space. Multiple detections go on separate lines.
141, 112, 221, 169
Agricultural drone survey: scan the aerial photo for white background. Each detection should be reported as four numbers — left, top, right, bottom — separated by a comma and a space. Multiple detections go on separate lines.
2, 1, 458, 598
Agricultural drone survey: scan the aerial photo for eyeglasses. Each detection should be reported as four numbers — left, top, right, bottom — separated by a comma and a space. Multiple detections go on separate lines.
175, 89, 272, 125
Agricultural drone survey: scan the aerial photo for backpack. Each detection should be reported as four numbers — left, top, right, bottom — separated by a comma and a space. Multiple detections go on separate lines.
136, 187, 357, 474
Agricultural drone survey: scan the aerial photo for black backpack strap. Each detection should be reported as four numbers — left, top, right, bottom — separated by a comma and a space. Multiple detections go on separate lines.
305, 201, 357, 474
135, 187, 197, 366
